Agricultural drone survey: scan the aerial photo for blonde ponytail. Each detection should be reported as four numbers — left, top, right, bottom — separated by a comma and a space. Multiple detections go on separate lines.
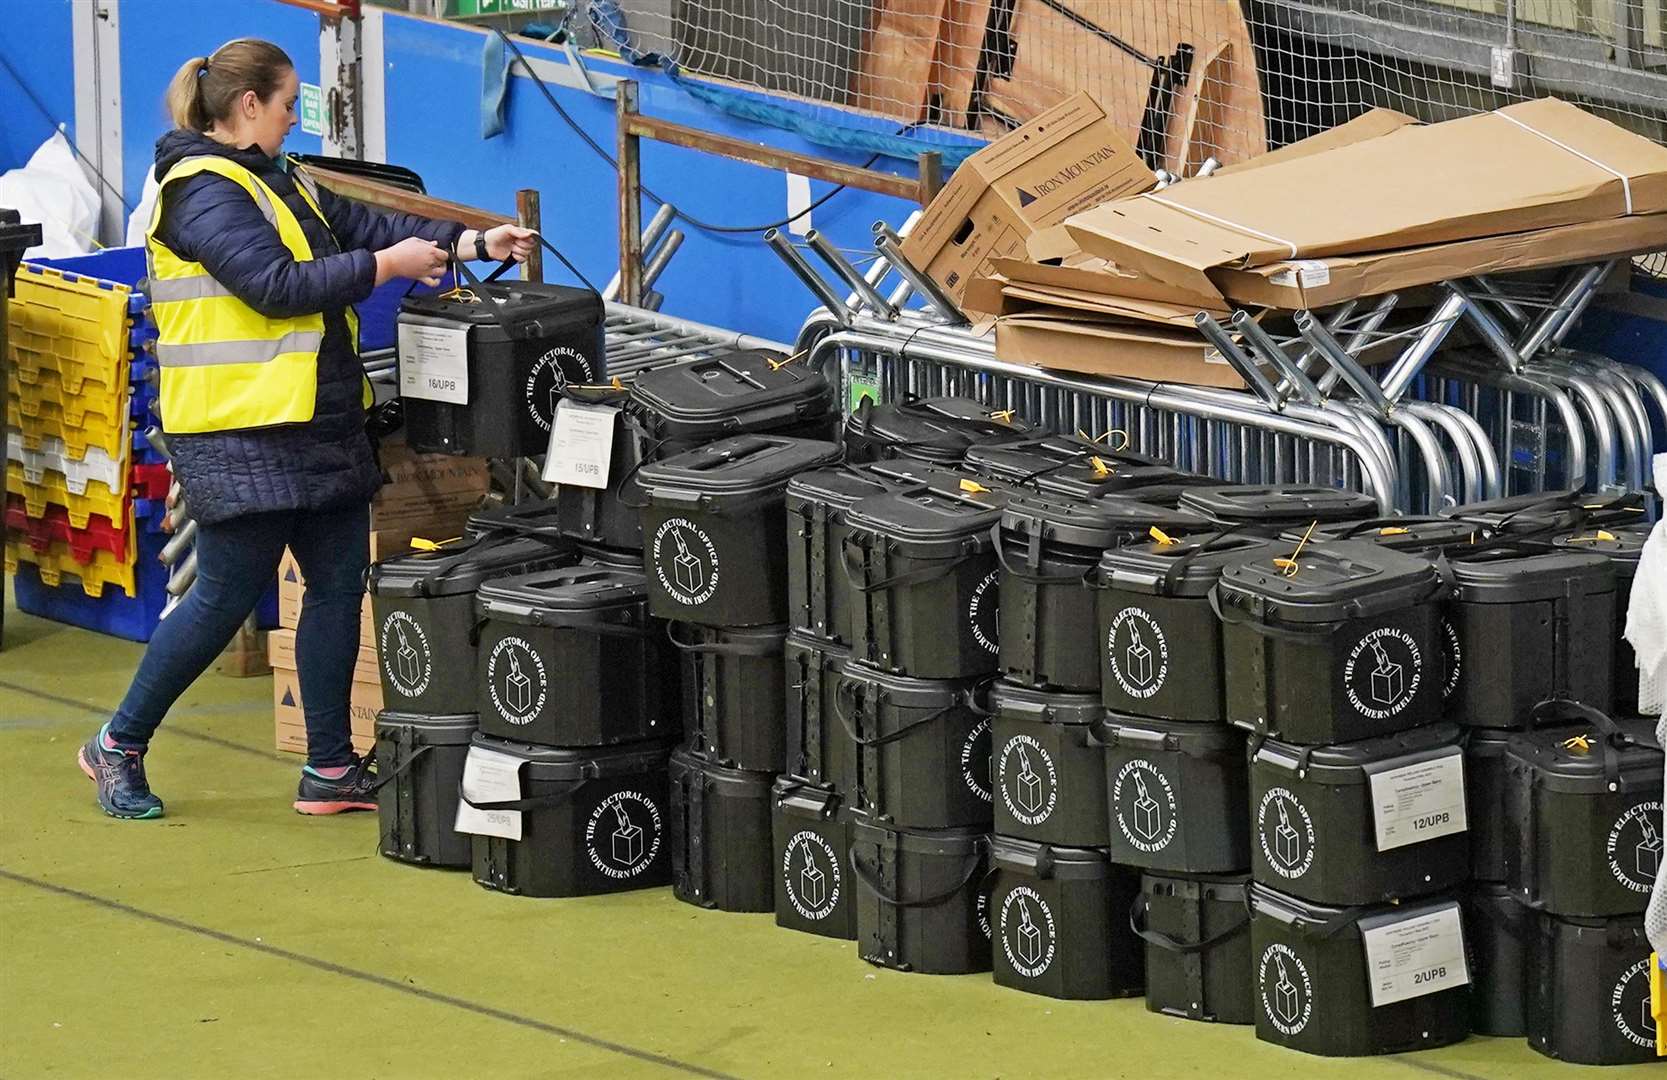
162, 39, 293, 133
165, 56, 212, 131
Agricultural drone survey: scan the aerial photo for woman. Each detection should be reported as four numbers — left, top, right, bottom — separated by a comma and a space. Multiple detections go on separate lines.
78, 38, 535, 819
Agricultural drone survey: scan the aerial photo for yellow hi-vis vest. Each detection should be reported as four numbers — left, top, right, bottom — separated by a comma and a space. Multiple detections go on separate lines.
145, 155, 366, 434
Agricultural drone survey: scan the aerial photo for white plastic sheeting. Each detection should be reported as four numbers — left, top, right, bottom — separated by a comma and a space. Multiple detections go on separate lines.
0, 130, 99, 259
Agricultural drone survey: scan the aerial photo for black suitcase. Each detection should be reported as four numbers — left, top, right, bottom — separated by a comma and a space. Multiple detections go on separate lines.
1136, 871, 1254, 1024
1218, 541, 1449, 744
1248, 884, 1471, 1057
997, 491, 1206, 692
466, 734, 674, 897
367, 534, 577, 715
474, 567, 677, 746
851, 819, 990, 975
1503, 700, 1664, 917
639, 435, 842, 625
669, 747, 775, 912
989, 682, 1106, 847
399, 280, 604, 457
1250, 722, 1469, 906
989, 836, 1142, 1000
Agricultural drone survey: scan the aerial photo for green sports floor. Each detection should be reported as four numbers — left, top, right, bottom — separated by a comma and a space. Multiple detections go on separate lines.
0, 597, 1656, 1080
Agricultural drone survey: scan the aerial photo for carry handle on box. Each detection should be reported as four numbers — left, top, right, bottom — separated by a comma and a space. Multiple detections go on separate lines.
1128, 893, 1250, 955
1529, 697, 1662, 789
851, 845, 985, 908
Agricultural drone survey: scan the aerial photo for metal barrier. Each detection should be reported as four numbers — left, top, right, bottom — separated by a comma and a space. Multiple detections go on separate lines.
774, 215, 1664, 518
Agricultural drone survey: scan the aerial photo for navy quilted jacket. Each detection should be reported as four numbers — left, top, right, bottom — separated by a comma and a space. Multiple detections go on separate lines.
152, 129, 464, 524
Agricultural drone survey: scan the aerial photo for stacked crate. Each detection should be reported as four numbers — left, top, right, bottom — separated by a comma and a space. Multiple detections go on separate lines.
4, 249, 176, 641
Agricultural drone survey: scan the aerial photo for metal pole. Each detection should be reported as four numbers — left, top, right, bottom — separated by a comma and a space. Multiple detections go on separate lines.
873, 226, 966, 325
764, 229, 852, 326
805, 229, 898, 319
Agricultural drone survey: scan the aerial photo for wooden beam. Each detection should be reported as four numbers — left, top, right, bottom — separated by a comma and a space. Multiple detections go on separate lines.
302, 164, 515, 232
917, 152, 943, 205
516, 188, 543, 283
616, 81, 645, 308
620, 110, 930, 204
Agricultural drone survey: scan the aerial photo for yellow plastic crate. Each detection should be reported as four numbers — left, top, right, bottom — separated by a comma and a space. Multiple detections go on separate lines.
7, 392, 129, 461
5, 460, 126, 529
5, 530, 137, 598
8, 366, 128, 430
7, 262, 134, 396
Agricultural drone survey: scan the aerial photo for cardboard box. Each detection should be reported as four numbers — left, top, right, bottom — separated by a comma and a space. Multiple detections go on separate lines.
271, 663, 381, 757
372, 438, 488, 546
276, 544, 376, 640
995, 311, 1246, 390
267, 628, 380, 685
1066, 98, 1667, 302
1213, 107, 1418, 176
1214, 210, 1667, 309
968, 275, 1216, 328
901, 92, 1154, 306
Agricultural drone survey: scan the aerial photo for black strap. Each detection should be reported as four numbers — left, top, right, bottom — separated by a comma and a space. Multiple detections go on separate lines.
366, 741, 433, 795
846, 399, 973, 462
665, 621, 784, 657
450, 231, 601, 297
1157, 524, 1247, 597
425, 528, 573, 588
457, 778, 589, 813
839, 535, 976, 593
851, 844, 984, 908
834, 679, 963, 748
988, 523, 1098, 585
1128, 893, 1250, 955
606, 434, 667, 512
1529, 696, 1658, 790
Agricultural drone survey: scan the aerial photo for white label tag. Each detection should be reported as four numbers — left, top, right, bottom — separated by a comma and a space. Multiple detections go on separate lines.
1360, 904, 1470, 1007
453, 745, 524, 841
541, 401, 617, 489
1490, 46, 1516, 89
1366, 747, 1468, 852
1270, 260, 1332, 289
397, 321, 470, 405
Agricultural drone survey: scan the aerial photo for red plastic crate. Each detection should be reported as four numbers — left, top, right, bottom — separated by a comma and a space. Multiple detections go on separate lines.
4, 494, 129, 564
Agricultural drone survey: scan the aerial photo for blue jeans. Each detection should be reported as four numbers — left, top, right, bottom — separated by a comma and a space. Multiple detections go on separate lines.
109, 503, 370, 768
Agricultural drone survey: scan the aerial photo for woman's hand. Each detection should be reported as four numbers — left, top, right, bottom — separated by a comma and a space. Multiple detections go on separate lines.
461, 225, 538, 264
374, 237, 448, 287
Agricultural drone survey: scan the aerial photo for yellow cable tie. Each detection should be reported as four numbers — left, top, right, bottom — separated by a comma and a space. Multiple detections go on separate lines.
1149, 526, 1177, 546
1378, 527, 1410, 536
767, 348, 809, 371
1562, 734, 1593, 753
1090, 456, 1110, 477
989, 409, 1016, 423
959, 479, 990, 494
1280, 519, 1319, 576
